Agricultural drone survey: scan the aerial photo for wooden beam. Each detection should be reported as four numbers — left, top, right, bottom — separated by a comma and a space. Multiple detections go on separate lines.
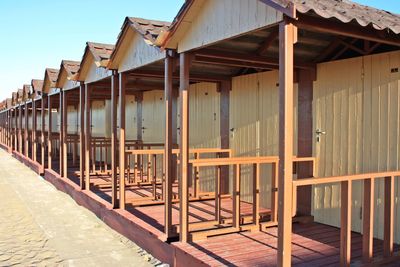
219, 81, 230, 194
111, 73, 118, 208
362, 178, 374, 263
84, 84, 91, 190
195, 49, 314, 70
384, 176, 394, 257
337, 38, 367, 55
331, 39, 358, 61
179, 52, 190, 243
48, 96, 52, 170
340, 180, 352, 267
40, 97, 46, 168
79, 85, 85, 190
129, 69, 231, 82
257, 28, 279, 55
277, 20, 296, 267
259, 0, 296, 18
164, 54, 174, 238
119, 72, 127, 209
294, 14, 400, 47
313, 38, 341, 63
194, 56, 275, 70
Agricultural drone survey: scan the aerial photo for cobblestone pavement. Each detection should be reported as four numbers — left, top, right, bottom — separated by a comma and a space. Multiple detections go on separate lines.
0, 149, 162, 267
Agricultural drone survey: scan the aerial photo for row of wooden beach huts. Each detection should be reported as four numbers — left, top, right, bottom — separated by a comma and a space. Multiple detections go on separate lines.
0, 0, 400, 266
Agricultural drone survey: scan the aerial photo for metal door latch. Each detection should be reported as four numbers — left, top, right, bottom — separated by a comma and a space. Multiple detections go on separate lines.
316, 129, 326, 142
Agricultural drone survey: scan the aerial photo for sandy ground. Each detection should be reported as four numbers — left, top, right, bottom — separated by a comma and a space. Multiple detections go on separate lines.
0, 149, 164, 267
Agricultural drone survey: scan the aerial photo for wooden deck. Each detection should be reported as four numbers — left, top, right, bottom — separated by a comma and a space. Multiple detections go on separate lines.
174, 223, 400, 266
3, 150, 400, 266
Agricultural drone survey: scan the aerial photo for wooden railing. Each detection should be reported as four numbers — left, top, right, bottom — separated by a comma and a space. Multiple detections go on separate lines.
181, 156, 315, 241
293, 171, 400, 266
124, 148, 232, 202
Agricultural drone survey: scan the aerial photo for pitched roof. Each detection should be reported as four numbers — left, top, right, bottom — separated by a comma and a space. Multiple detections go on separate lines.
127, 17, 171, 43
263, 0, 400, 34
87, 42, 114, 62
31, 79, 43, 92
46, 68, 60, 83
61, 60, 80, 76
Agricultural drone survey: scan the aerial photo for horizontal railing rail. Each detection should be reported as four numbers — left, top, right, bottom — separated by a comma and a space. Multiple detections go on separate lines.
293, 171, 400, 265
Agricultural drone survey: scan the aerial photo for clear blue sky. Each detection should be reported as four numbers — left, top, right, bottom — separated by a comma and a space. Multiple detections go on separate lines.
0, 0, 398, 101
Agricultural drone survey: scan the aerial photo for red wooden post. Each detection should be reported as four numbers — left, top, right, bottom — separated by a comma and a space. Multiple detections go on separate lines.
111, 72, 118, 208
119, 72, 127, 209
79, 85, 85, 189
340, 180, 352, 267
48, 96, 53, 170
41, 97, 46, 168
362, 177, 374, 262
84, 84, 91, 190
384, 176, 394, 257
59, 91, 64, 177
62, 90, 68, 178
179, 52, 190, 243
32, 100, 37, 162
277, 20, 296, 267
164, 52, 174, 238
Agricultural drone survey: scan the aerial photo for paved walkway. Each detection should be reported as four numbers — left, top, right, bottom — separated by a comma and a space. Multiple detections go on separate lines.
0, 149, 162, 267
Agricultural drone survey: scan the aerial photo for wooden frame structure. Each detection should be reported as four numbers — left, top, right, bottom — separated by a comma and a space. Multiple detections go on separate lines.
1, 1, 400, 266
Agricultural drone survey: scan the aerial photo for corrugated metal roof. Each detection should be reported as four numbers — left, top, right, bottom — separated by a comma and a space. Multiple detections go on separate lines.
265, 0, 400, 34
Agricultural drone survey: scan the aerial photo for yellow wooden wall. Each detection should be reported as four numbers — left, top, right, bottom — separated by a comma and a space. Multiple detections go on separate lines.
230, 71, 298, 208
142, 90, 165, 143
313, 50, 400, 242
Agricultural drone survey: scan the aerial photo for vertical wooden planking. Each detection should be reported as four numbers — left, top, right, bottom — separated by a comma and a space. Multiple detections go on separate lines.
220, 81, 230, 194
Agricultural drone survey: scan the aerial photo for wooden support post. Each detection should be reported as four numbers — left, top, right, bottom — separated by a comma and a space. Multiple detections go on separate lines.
277, 20, 296, 267
84, 84, 91, 190
362, 178, 374, 262
59, 92, 64, 177
32, 100, 37, 162
296, 69, 314, 216
233, 164, 241, 229
219, 80, 230, 194
119, 72, 127, 209
24, 102, 28, 156
62, 91, 68, 178
383, 176, 394, 257
253, 163, 260, 227
79, 85, 85, 189
14, 107, 18, 151
48, 96, 52, 170
41, 97, 46, 168
19, 104, 22, 153
111, 72, 118, 208
136, 92, 143, 141
164, 53, 174, 238
179, 52, 190, 243
340, 180, 352, 267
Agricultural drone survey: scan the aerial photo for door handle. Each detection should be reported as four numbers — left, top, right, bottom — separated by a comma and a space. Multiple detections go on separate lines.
316, 129, 326, 142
